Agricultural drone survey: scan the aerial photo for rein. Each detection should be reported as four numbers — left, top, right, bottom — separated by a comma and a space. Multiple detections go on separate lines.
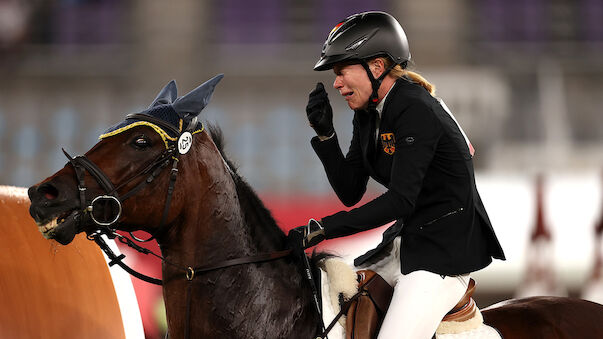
89, 227, 292, 339
88, 227, 292, 286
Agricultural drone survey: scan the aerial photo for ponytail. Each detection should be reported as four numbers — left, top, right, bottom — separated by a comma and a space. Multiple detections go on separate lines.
404, 70, 436, 96
374, 57, 437, 96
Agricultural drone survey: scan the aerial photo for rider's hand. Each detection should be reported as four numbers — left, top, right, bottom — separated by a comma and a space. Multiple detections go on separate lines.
288, 219, 326, 249
306, 83, 334, 138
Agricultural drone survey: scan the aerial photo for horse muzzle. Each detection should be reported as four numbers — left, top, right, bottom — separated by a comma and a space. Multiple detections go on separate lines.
28, 181, 90, 245
37, 210, 82, 245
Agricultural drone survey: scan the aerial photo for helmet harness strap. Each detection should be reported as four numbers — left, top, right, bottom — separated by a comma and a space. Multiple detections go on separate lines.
360, 60, 398, 111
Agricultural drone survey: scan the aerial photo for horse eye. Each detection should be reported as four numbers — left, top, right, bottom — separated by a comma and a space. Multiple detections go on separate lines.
132, 136, 151, 149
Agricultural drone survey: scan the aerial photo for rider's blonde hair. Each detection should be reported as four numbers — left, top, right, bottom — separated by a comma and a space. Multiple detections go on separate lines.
371, 57, 436, 96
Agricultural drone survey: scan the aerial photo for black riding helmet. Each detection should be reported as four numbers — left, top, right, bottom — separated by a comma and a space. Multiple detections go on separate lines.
314, 11, 410, 71
314, 11, 411, 109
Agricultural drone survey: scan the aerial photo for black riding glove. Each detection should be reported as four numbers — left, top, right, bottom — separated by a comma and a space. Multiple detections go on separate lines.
288, 219, 326, 249
306, 82, 334, 137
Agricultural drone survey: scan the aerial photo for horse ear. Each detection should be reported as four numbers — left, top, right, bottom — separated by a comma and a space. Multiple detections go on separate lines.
172, 74, 224, 119
149, 80, 178, 108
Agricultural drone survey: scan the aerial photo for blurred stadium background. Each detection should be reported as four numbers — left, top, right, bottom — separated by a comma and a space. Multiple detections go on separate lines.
1, 0, 602, 338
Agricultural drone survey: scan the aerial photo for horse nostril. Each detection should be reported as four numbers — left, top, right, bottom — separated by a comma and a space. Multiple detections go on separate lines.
38, 183, 60, 201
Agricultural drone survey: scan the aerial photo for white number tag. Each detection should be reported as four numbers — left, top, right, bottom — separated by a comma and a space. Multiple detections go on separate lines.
178, 132, 193, 154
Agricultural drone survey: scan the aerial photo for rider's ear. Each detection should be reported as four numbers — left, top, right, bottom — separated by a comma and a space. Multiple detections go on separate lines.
172, 74, 224, 121
370, 59, 385, 78
149, 80, 178, 108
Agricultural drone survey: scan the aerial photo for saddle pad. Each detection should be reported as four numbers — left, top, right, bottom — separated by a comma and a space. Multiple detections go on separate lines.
320, 268, 346, 339
436, 325, 502, 339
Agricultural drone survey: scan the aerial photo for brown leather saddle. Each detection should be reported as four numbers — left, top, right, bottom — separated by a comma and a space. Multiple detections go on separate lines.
345, 270, 393, 339
442, 278, 476, 322
345, 270, 476, 339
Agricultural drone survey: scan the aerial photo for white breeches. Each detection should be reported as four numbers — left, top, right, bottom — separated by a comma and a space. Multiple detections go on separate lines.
358, 237, 471, 339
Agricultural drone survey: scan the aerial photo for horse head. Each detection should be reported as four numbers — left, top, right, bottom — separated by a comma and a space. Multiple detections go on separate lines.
28, 75, 226, 246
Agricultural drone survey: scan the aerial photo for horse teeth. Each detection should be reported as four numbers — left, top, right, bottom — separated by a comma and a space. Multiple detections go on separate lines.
39, 218, 58, 235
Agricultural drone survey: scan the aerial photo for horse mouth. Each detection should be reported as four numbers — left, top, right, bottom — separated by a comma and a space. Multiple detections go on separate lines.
37, 210, 82, 245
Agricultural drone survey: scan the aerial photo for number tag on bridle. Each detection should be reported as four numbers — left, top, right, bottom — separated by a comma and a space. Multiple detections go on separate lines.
178, 132, 193, 154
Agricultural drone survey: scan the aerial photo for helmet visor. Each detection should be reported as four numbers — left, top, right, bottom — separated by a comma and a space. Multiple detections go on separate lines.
314, 53, 359, 71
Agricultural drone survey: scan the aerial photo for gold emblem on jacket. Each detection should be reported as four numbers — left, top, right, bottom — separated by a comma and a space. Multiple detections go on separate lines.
380, 133, 395, 155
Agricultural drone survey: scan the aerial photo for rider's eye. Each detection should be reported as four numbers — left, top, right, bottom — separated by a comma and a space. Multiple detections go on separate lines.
132, 135, 151, 149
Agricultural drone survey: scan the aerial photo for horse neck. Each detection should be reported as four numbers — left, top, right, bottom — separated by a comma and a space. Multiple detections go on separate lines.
156, 140, 317, 338
157, 145, 250, 273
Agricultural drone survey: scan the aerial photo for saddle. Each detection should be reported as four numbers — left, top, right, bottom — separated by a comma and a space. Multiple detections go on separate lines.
443, 278, 476, 321
345, 270, 393, 339
345, 271, 477, 339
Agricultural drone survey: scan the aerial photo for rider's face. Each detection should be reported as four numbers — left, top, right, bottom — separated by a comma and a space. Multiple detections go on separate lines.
332, 63, 373, 111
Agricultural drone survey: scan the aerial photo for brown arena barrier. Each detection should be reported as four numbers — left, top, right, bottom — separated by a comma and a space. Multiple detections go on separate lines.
0, 186, 126, 339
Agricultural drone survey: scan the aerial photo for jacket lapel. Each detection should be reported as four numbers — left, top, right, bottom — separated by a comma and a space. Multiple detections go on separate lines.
359, 80, 403, 180
357, 110, 378, 177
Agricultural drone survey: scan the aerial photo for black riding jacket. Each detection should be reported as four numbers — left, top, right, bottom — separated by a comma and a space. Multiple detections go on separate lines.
312, 77, 505, 276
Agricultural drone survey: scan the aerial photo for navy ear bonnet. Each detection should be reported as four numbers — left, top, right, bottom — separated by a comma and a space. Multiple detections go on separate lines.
100, 74, 224, 145
102, 104, 189, 140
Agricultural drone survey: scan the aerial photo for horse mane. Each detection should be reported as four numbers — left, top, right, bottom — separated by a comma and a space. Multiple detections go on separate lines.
205, 123, 288, 251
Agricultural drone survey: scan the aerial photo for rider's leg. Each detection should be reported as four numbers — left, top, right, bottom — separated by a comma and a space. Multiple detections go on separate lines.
377, 271, 470, 339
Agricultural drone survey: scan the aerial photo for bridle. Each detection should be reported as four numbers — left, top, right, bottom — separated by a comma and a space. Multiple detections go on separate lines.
63, 113, 184, 238
62, 113, 294, 338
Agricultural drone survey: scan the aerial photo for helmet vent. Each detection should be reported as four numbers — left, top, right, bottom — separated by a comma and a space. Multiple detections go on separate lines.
329, 22, 357, 44
346, 36, 368, 51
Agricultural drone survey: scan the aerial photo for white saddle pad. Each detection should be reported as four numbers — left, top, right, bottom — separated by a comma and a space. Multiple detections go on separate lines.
319, 259, 354, 339
436, 324, 502, 339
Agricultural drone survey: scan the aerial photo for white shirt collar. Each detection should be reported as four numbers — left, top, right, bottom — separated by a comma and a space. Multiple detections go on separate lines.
373, 83, 394, 142
375, 83, 394, 116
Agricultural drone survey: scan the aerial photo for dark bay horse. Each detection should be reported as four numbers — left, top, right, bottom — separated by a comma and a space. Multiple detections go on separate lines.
27, 76, 603, 338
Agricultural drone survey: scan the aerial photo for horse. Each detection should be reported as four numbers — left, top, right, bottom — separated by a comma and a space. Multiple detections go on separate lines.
0, 185, 144, 338
27, 75, 603, 338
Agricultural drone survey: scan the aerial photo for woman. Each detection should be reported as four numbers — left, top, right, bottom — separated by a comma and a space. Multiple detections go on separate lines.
290, 11, 505, 339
